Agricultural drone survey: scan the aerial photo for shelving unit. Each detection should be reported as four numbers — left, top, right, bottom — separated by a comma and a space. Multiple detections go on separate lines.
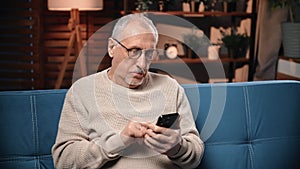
122, 10, 252, 17
122, 1, 257, 83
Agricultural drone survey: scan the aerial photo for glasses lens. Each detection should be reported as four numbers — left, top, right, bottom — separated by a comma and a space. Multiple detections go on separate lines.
145, 49, 159, 60
128, 49, 158, 60
128, 49, 142, 58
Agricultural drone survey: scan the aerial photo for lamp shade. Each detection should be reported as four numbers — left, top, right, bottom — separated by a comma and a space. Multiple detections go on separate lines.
48, 0, 103, 11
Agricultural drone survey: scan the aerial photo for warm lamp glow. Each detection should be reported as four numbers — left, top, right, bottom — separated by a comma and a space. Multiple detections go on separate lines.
48, 0, 103, 89
48, 0, 103, 11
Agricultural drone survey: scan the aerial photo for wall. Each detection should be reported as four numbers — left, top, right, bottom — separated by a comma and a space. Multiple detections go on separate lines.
0, 0, 119, 90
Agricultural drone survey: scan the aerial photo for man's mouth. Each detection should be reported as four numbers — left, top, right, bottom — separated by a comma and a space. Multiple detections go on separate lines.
132, 72, 145, 79
130, 68, 146, 77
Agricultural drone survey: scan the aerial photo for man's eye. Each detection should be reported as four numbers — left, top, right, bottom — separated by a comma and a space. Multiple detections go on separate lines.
129, 48, 142, 56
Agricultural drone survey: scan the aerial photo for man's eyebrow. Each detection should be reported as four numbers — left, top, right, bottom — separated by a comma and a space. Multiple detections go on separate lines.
127, 46, 143, 50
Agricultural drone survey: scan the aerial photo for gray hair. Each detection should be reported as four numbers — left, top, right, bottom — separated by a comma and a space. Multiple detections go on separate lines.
111, 13, 158, 44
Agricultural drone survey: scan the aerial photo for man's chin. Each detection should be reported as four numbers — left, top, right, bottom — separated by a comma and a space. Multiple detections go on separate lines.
126, 78, 144, 88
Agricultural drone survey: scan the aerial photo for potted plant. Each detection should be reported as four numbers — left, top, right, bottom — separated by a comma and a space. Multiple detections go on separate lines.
135, 0, 154, 11
220, 28, 250, 59
182, 27, 210, 58
135, 0, 173, 11
271, 0, 300, 58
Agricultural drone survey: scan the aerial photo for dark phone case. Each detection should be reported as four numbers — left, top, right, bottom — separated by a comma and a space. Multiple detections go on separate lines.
156, 113, 179, 128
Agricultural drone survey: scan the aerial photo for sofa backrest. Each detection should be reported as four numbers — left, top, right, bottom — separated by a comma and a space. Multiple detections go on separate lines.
0, 80, 299, 169
183, 80, 300, 169
0, 89, 67, 169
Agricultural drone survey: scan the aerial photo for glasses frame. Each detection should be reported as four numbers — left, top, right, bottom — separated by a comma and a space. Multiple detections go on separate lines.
111, 38, 158, 61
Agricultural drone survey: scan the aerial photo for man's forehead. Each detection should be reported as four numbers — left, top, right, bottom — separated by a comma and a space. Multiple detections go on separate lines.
120, 33, 155, 41
118, 22, 155, 41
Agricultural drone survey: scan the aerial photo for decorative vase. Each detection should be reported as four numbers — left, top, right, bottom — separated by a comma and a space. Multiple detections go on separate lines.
190, 1, 195, 12
158, 1, 169, 11
223, 1, 228, 12
158, 1, 164, 11
281, 22, 300, 58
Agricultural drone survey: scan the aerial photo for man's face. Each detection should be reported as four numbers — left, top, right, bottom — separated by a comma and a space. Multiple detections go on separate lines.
108, 33, 157, 88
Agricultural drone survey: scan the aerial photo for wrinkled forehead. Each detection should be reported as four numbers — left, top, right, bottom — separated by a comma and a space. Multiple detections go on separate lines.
117, 20, 156, 42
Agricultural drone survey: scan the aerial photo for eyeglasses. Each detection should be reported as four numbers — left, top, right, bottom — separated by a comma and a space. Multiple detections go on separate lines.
112, 38, 159, 61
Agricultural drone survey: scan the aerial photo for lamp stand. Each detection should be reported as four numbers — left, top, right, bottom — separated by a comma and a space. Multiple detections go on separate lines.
55, 9, 87, 89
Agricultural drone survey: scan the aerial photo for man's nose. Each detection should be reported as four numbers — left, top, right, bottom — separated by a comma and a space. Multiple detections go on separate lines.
136, 51, 147, 69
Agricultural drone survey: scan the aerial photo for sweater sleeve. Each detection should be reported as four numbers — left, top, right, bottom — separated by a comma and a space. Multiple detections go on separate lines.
168, 85, 204, 169
51, 87, 126, 169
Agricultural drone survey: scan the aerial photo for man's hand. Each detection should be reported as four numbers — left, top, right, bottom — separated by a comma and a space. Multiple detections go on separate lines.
120, 120, 147, 146
143, 122, 182, 156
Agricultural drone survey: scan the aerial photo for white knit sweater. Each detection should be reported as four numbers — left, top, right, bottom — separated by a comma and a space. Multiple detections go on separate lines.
52, 69, 204, 169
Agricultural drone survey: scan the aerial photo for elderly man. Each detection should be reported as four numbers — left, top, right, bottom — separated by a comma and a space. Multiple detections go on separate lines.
52, 13, 204, 169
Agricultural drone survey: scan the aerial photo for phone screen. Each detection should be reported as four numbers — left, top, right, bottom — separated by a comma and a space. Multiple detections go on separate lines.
156, 112, 179, 128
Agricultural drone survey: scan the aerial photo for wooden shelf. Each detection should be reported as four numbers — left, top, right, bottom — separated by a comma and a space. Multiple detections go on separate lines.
152, 57, 249, 83
153, 57, 249, 64
121, 11, 252, 17
277, 72, 300, 81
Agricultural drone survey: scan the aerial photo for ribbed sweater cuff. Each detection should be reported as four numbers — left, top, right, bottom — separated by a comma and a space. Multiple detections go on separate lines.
168, 139, 188, 159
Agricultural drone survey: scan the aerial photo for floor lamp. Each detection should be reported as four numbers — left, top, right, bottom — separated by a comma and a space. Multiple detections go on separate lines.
48, 0, 103, 89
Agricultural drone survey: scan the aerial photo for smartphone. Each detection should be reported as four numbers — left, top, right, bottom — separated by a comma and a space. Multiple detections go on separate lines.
156, 112, 179, 128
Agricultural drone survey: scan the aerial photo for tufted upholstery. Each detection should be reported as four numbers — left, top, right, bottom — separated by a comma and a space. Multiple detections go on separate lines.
184, 80, 300, 169
0, 90, 67, 169
0, 80, 299, 169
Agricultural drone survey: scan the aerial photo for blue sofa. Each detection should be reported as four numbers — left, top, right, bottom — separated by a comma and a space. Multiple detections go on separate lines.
0, 80, 299, 169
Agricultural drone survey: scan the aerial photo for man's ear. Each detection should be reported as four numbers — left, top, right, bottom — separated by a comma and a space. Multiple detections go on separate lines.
108, 38, 116, 58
